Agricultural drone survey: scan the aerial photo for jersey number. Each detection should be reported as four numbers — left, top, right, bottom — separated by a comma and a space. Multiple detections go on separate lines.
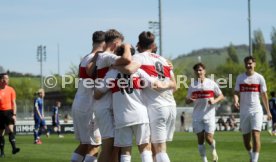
155, 61, 165, 80
116, 73, 133, 95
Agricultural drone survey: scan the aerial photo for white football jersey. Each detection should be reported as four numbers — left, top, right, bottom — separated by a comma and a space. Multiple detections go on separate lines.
132, 52, 176, 108
72, 53, 95, 113
98, 69, 151, 129
187, 78, 222, 120
93, 52, 119, 110
235, 72, 267, 114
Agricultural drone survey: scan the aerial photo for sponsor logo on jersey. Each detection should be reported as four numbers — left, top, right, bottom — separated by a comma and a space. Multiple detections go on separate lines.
192, 90, 214, 99
240, 84, 260, 92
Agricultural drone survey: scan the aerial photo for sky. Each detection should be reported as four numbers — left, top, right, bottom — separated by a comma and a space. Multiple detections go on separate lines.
1, 0, 275, 75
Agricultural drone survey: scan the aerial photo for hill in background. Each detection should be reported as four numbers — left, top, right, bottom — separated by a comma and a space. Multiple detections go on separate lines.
172, 44, 272, 73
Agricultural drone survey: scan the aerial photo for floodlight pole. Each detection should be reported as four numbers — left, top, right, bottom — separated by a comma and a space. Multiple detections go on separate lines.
158, 0, 162, 56
248, 0, 252, 56
57, 43, 60, 76
37, 45, 46, 88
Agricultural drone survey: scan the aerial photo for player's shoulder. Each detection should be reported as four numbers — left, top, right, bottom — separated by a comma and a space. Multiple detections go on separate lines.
235, 73, 247, 82
237, 73, 245, 79
253, 72, 265, 79
100, 52, 118, 60
205, 78, 213, 82
205, 78, 220, 88
6, 85, 15, 91
99, 51, 114, 57
80, 53, 94, 66
97, 51, 108, 59
34, 97, 40, 102
133, 52, 146, 59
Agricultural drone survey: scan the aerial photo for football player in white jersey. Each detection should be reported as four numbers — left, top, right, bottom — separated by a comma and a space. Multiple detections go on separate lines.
234, 56, 272, 162
186, 63, 224, 162
92, 29, 132, 162
70, 31, 105, 162
95, 45, 175, 162
119, 31, 177, 162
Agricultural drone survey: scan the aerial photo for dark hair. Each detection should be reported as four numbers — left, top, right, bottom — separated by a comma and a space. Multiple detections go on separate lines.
137, 31, 155, 50
0, 73, 7, 79
193, 63, 206, 71
271, 91, 275, 97
152, 43, 158, 53
92, 31, 105, 44
244, 56, 256, 63
105, 29, 124, 43
115, 45, 135, 56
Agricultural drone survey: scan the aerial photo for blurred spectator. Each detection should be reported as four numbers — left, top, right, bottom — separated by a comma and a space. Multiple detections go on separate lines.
64, 113, 70, 123
226, 115, 238, 131
51, 101, 64, 138
217, 116, 227, 131
180, 112, 185, 132
269, 91, 276, 135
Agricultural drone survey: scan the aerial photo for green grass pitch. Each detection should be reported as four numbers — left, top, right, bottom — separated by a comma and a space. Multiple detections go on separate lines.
1, 132, 276, 162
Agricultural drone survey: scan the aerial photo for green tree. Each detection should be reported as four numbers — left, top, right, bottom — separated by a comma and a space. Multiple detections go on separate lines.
9, 77, 40, 101
251, 29, 276, 98
227, 43, 239, 64
252, 30, 267, 64
271, 27, 276, 69
215, 62, 243, 99
173, 68, 190, 106
59, 64, 78, 105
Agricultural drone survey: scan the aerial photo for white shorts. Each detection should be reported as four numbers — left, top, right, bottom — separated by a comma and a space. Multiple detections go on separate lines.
148, 106, 176, 143
114, 123, 150, 147
193, 117, 216, 134
240, 112, 263, 134
94, 107, 115, 139
72, 109, 101, 145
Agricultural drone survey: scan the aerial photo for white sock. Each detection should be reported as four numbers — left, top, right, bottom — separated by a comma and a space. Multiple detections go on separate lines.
202, 157, 208, 162
252, 152, 259, 162
71, 152, 84, 162
83, 154, 97, 162
156, 152, 170, 162
198, 145, 207, 162
210, 140, 216, 152
248, 149, 253, 160
140, 150, 153, 162
121, 154, 131, 162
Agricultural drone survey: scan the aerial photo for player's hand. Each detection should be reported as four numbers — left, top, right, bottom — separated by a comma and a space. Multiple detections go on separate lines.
186, 98, 196, 104
123, 43, 132, 49
267, 112, 272, 121
208, 98, 215, 105
166, 60, 174, 70
234, 101, 240, 110
12, 115, 16, 122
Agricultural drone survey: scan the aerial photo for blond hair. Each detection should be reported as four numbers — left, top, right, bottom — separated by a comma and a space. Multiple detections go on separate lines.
37, 88, 44, 94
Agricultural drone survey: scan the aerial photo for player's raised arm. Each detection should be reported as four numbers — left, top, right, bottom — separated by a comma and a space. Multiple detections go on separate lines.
185, 97, 196, 104
86, 51, 100, 77
113, 61, 141, 75
113, 43, 132, 66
